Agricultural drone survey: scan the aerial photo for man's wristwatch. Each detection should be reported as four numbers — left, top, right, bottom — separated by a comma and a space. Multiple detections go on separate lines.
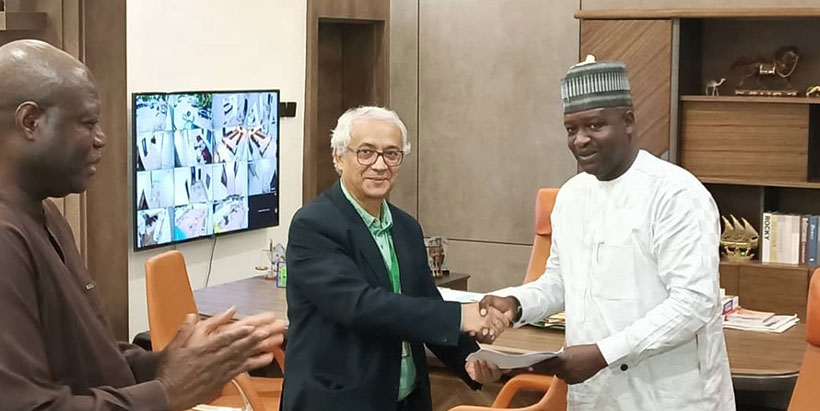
510, 296, 523, 322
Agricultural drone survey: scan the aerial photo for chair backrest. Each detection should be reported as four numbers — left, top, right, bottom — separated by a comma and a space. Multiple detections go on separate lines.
145, 250, 198, 351
145, 250, 274, 411
788, 267, 820, 410
535, 376, 568, 410
523, 188, 559, 284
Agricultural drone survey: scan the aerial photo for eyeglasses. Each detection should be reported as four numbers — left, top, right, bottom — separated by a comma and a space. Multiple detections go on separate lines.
346, 147, 404, 166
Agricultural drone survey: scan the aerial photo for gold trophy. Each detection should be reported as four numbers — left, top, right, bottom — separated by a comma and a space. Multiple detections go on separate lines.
720, 215, 760, 262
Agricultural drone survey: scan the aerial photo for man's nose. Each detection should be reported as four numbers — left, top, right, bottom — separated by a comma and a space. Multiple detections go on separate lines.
94, 127, 107, 149
370, 154, 389, 170
573, 132, 591, 149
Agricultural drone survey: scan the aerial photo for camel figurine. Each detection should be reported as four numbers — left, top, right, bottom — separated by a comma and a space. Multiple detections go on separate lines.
808, 85, 820, 98
732, 46, 800, 90
705, 78, 726, 96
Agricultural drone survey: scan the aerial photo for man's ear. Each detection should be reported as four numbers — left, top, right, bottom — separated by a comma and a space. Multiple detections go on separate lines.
15, 101, 42, 141
623, 109, 635, 137
332, 154, 343, 175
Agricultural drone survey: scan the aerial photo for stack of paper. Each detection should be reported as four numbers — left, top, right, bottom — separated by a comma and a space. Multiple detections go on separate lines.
534, 312, 565, 329
723, 308, 799, 333
466, 347, 560, 369
437, 287, 484, 303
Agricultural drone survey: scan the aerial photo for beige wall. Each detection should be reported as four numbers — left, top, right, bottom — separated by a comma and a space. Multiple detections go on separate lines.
391, 0, 580, 292
389, 0, 420, 216
127, 0, 307, 339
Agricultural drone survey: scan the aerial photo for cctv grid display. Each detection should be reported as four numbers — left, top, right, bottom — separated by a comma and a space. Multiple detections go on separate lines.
133, 90, 280, 250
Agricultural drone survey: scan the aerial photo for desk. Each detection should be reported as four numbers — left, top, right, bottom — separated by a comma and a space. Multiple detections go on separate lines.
195, 274, 469, 318
435, 272, 470, 291
194, 277, 807, 405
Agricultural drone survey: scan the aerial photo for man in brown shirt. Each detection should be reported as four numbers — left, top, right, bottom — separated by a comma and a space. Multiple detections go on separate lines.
0, 40, 286, 410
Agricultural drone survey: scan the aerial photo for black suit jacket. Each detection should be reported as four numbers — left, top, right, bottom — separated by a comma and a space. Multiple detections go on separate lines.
281, 182, 480, 411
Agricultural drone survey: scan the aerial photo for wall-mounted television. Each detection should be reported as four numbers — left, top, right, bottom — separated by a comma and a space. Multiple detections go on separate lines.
133, 90, 279, 251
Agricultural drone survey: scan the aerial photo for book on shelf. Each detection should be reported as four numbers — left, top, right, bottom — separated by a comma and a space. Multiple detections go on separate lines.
809, 215, 819, 267
762, 212, 771, 263
760, 212, 820, 266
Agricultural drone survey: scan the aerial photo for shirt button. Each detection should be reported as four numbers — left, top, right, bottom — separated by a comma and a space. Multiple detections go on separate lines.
620, 364, 628, 371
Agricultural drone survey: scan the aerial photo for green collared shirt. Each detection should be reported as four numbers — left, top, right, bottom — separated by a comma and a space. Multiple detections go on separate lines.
341, 181, 417, 401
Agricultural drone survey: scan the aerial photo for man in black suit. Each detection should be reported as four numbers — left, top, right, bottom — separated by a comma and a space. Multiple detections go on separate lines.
282, 107, 509, 411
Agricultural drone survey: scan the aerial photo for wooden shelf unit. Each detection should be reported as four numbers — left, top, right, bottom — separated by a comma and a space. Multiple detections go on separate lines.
700, 178, 820, 190
576, 8, 820, 20
0, 11, 47, 31
681, 95, 820, 105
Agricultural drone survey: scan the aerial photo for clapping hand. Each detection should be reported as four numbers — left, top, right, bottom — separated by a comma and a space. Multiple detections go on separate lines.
155, 308, 287, 410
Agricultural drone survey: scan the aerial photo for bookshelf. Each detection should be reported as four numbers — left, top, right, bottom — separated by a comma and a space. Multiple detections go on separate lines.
579, 10, 820, 320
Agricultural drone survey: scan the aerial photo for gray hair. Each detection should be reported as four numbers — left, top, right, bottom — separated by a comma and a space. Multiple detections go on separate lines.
330, 106, 411, 162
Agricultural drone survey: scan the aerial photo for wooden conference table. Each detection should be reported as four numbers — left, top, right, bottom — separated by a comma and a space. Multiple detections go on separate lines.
194, 276, 806, 405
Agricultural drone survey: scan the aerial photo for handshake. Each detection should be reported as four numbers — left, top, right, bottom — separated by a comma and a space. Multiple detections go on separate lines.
460, 295, 521, 344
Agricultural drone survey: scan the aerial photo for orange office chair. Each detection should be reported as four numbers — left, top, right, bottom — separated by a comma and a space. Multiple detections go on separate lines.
523, 188, 559, 283
145, 250, 284, 411
448, 375, 567, 411
787, 267, 820, 410
448, 188, 563, 411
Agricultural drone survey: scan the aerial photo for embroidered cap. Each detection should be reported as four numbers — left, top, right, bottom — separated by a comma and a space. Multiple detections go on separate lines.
560, 55, 632, 114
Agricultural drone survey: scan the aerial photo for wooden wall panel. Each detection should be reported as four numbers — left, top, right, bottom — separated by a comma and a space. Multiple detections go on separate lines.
719, 263, 740, 297
680, 102, 809, 181
583, 0, 820, 9
303, 0, 389, 203
443, 240, 532, 293
580, 19, 672, 157
82, 0, 129, 339
315, 23, 343, 193
388, 0, 419, 216
417, 0, 577, 245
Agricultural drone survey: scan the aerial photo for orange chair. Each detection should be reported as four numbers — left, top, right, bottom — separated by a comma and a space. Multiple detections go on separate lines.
523, 188, 559, 284
449, 375, 567, 411
787, 267, 820, 410
448, 188, 563, 411
145, 250, 284, 411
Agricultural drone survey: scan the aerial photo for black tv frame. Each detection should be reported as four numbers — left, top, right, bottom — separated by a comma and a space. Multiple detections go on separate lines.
132, 89, 280, 251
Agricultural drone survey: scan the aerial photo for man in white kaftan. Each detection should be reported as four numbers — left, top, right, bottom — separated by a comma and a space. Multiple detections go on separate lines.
467, 57, 735, 410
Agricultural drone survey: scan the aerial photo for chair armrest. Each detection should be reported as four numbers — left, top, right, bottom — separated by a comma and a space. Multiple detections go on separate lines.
491, 374, 553, 408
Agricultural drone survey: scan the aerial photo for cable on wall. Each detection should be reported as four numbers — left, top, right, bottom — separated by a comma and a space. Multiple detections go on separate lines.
204, 236, 218, 288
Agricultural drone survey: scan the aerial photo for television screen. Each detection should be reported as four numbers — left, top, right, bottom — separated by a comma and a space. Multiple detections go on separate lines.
133, 90, 279, 250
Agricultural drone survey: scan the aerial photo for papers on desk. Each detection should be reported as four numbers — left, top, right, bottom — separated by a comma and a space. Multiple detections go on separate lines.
466, 347, 560, 370
437, 287, 484, 303
723, 308, 799, 333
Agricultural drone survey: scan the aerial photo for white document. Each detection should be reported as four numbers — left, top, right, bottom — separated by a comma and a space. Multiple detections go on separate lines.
466, 347, 560, 369
437, 287, 484, 303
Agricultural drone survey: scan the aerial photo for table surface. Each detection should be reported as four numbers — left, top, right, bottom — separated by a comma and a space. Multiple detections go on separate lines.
435, 272, 470, 288
194, 276, 806, 377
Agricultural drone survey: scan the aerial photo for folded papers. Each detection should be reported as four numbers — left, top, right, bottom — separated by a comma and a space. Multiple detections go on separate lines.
466, 347, 560, 369
723, 308, 799, 333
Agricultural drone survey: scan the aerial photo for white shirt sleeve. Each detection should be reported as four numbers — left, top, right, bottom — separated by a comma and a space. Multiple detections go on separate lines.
597, 187, 720, 365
